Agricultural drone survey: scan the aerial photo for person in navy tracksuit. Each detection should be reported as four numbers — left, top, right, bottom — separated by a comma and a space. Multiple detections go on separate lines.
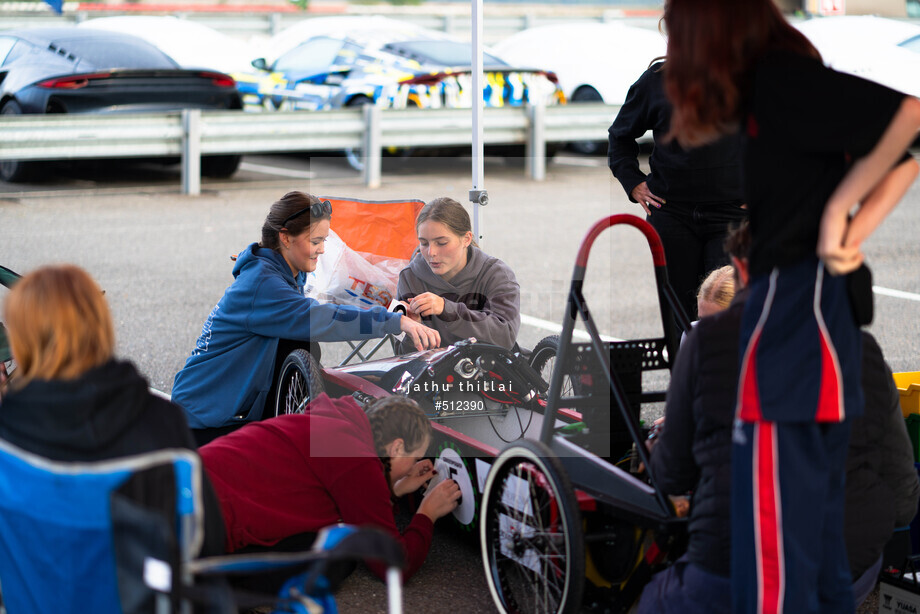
663, 1, 920, 612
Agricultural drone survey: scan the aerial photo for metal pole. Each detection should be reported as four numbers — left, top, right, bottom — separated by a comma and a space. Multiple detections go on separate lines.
363, 104, 382, 189
527, 102, 546, 181
181, 109, 201, 197
469, 0, 488, 247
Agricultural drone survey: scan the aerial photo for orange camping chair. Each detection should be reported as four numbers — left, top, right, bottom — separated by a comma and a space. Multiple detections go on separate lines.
319, 196, 425, 365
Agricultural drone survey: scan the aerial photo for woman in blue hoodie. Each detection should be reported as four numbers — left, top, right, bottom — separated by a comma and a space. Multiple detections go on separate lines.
172, 191, 440, 444
396, 197, 520, 352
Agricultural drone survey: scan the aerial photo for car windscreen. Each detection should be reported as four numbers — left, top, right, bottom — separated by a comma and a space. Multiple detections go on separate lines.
52, 37, 178, 69
900, 34, 920, 54
273, 37, 344, 75
382, 40, 507, 67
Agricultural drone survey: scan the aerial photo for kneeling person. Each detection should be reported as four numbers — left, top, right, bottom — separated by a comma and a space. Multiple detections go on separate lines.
199, 393, 460, 581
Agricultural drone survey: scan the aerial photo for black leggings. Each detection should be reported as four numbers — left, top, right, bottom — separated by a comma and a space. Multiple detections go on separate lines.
647, 201, 748, 321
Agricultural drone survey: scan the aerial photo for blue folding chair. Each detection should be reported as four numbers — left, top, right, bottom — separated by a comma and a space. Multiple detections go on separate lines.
0, 438, 404, 614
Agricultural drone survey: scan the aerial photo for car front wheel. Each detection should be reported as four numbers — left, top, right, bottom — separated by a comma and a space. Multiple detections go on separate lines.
201, 154, 242, 178
0, 101, 37, 183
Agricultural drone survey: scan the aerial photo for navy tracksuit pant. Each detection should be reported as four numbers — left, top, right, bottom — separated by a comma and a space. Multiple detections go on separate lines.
732, 258, 861, 614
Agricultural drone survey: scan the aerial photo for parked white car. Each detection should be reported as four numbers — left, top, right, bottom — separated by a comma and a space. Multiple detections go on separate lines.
493, 22, 666, 154
795, 16, 920, 97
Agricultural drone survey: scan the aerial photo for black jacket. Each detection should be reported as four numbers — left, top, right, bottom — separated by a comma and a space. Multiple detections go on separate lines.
607, 61, 744, 205
651, 294, 919, 580
0, 359, 225, 557
648, 295, 742, 577
845, 334, 920, 578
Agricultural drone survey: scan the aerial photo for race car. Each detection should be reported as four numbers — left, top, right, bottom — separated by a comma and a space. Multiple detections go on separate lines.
233, 16, 565, 113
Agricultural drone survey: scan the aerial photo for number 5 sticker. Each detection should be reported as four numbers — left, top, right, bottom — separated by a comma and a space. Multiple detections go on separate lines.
430, 445, 477, 528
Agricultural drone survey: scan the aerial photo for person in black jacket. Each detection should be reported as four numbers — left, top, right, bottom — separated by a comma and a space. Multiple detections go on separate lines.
608, 60, 747, 322
846, 333, 920, 604
637, 225, 919, 612
637, 272, 742, 614
0, 264, 225, 558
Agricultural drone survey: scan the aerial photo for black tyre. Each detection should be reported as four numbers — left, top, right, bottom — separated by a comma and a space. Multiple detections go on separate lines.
480, 438, 585, 614
0, 101, 37, 183
530, 335, 582, 398
344, 96, 414, 172
201, 154, 242, 178
567, 86, 606, 156
344, 96, 374, 172
273, 349, 325, 417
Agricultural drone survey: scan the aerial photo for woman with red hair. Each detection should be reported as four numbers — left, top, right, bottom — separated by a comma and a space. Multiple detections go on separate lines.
663, 1, 920, 613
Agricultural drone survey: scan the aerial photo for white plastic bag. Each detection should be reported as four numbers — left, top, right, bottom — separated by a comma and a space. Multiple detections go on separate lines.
305, 229, 407, 309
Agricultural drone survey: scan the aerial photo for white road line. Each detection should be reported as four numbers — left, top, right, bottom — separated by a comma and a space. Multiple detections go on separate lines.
553, 156, 605, 168
874, 286, 920, 302
240, 162, 315, 179
520, 313, 621, 342
149, 387, 171, 401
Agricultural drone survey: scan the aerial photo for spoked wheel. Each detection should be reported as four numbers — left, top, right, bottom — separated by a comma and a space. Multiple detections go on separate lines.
273, 349, 324, 417
480, 438, 585, 614
530, 335, 582, 399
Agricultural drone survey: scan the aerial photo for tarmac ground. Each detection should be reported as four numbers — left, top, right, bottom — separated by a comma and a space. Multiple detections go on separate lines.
1, 151, 917, 612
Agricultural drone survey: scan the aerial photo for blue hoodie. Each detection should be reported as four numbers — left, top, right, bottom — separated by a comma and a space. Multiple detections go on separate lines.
172, 243, 403, 428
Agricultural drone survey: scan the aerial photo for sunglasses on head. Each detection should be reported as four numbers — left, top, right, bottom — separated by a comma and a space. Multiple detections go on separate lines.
281, 200, 332, 228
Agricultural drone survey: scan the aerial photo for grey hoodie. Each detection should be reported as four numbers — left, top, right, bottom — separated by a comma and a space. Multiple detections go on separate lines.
397, 246, 520, 351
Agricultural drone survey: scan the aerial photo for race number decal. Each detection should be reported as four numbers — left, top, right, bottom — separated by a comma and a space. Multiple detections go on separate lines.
431, 443, 477, 529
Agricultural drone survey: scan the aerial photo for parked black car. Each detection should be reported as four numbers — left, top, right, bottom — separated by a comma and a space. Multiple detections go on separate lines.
0, 27, 243, 182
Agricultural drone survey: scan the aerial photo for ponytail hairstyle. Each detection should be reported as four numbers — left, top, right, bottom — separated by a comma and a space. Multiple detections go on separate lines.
5, 264, 114, 386
366, 396, 432, 477
663, 0, 819, 147
260, 191, 331, 252
698, 265, 736, 313
416, 197, 479, 248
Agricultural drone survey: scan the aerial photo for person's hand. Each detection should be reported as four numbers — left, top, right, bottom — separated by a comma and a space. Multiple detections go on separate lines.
400, 316, 441, 351
630, 182, 665, 215
817, 218, 864, 275
645, 417, 665, 453
669, 495, 690, 518
417, 479, 461, 522
408, 292, 445, 317
392, 459, 436, 497
821, 244, 864, 276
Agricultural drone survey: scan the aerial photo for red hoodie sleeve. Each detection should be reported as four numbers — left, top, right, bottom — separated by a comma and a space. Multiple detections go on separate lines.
325, 457, 434, 581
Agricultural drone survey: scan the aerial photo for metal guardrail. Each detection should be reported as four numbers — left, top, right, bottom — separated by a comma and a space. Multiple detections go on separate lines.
0, 10, 660, 44
0, 102, 619, 194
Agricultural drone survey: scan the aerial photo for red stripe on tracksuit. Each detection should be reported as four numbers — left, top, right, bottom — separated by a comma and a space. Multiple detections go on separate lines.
814, 329, 843, 422
813, 266, 845, 423
754, 422, 784, 614
738, 333, 763, 422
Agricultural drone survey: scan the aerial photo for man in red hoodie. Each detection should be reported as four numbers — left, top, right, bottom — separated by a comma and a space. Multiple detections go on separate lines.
200, 393, 460, 580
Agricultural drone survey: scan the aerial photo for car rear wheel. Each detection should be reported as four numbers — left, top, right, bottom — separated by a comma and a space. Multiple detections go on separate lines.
344, 96, 374, 172
344, 96, 415, 172
273, 349, 325, 417
529, 335, 584, 398
568, 86, 606, 156
480, 438, 585, 614
0, 101, 37, 183
201, 154, 242, 178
